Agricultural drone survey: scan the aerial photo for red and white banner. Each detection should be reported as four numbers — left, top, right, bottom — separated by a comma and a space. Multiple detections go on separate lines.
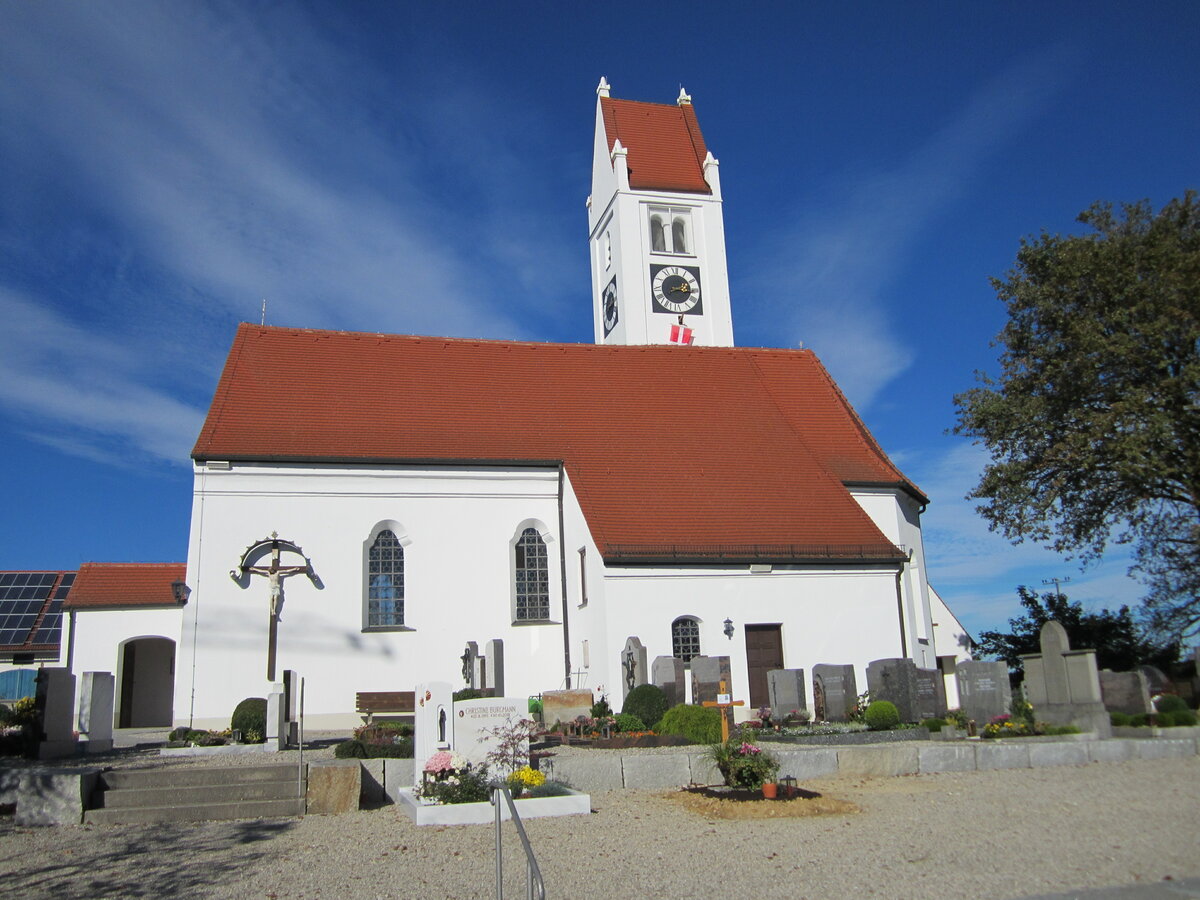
669, 323, 694, 345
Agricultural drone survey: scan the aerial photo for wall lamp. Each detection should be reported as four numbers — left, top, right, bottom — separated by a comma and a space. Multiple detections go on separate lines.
723, 618, 735, 640
172, 579, 192, 605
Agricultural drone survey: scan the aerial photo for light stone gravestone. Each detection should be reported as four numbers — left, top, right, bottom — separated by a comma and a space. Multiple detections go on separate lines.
77, 672, 115, 753
484, 639, 505, 697
266, 684, 287, 751
461, 641, 482, 690
453, 696, 527, 773
541, 689, 593, 728
35, 667, 76, 759
651, 655, 686, 708
812, 664, 857, 722
620, 636, 648, 702
955, 660, 1012, 724
414, 681, 454, 766
1098, 670, 1153, 716
767, 668, 807, 719
1020, 621, 1112, 737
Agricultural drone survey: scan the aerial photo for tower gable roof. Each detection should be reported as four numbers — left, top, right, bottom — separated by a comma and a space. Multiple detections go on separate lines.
600, 97, 711, 194
195, 325, 923, 563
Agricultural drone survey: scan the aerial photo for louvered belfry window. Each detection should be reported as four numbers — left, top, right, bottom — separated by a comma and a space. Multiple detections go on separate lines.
368, 530, 404, 627
514, 527, 550, 620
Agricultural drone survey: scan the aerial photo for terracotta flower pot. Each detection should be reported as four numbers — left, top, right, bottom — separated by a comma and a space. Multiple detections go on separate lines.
761, 782, 778, 799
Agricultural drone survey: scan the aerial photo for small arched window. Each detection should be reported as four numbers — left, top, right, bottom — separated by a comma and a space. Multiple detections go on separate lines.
671, 217, 688, 253
514, 527, 550, 620
650, 215, 666, 252
672, 616, 701, 663
367, 529, 404, 628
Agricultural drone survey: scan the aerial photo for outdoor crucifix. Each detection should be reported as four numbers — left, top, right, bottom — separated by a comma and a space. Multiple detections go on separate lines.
701, 679, 745, 741
231, 532, 319, 681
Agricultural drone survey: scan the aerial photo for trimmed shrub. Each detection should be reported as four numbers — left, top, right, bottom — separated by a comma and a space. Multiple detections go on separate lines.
231, 697, 267, 741
1156, 711, 1177, 727
453, 688, 483, 702
1109, 712, 1131, 727
334, 739, 367, 758
1171, 709, 1198, 727
863, 700, 900, 731
614, 713, 646, 733
590, 694, 613, 719
621, 684, 668, 731
1130, 713, 1150, 727
657, 704, 721, 744
1156, 695, 1188, 714
921, 717, 947, 732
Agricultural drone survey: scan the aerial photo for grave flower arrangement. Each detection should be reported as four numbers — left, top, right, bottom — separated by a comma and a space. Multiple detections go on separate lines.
418, 751, 490, 805
506, 765, 547, 796
704, 735, 780, 790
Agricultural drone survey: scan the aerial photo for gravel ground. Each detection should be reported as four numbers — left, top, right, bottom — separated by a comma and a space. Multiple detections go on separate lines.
1, 754, 1197, 899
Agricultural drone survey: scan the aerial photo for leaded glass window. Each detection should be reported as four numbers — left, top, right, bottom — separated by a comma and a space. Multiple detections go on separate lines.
367, 530, 404, 628
672, 616, 701, 663
514, 527, 550, 620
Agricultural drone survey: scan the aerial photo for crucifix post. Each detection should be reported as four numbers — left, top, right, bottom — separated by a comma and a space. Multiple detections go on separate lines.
232, 533, 318, 682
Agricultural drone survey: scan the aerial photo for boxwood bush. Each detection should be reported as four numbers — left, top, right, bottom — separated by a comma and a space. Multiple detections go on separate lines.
231, 697, 267, 741
657, 704, 721, 744
863, 700, 900, 731
621, 684, 668, 731
614, 712, 646, 732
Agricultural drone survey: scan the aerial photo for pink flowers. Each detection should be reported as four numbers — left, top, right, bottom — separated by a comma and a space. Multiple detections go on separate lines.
423, 750, 467, 775
738, 742, 761, 756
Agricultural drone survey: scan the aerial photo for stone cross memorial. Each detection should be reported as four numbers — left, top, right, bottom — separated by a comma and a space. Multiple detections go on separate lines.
1020, 621, 1112, 738
621, 636, 648, 702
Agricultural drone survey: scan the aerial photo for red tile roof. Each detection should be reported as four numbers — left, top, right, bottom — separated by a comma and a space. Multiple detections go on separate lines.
65, 562, 188, 610
600, 97, 712, 194
194, 326, 922, 564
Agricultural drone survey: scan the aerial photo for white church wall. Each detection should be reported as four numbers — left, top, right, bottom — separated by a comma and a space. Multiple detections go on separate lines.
599, 565, 906, 711
850, 487, 938, 669
930, 584, 973, 709
178, 462, 582, 729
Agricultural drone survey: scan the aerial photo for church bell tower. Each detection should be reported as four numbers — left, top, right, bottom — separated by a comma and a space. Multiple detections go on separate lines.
587, 78, 734, 347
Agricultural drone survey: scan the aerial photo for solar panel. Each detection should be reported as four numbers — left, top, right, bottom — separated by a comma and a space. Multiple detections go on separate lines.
0, 571, 73, 653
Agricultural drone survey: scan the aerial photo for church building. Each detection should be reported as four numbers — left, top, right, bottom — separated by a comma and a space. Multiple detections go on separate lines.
173, 81, 955, 729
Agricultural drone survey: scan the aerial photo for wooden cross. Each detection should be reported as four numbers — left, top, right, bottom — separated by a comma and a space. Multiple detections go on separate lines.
231, 533, 317, 681
701, 680, 745, 741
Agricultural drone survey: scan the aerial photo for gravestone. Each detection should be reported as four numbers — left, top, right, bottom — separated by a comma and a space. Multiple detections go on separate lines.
812, 664, 857, 722
77, 672, 115, 753
867, 658, 923, 722
690, 656, 732, 706
955, 660, 1012, 724
1020, 621, 1111, 737
283, 670, 300, 746
651, 655, 687, 708
484, 639, 505, 697
541, 689, 593, 728
266, 684, 287, 751
34, 667, 76, 759
914, 667, 946, 720
1137, 665, 1174, 697
1098, 670, 1153, 716
414, 681, 454, 766
620, 636, 648, 702
460, 642, 481, 690
767, 668, 807, 719
453, 696, 527, 773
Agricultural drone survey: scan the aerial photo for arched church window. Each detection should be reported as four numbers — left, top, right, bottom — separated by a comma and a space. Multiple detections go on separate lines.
672, 616, 701, 663
650, 215, 666, 252
514, 527, 550, 620
367, 529, 404, 628
671, 216, 688, 253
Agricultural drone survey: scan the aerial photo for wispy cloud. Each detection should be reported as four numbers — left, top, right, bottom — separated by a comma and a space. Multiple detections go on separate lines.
743, 47, 1078, 409
0, 2, 578, 466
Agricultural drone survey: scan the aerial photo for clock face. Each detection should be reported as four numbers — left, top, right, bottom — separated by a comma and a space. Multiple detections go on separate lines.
602, 276, 619, 336
650, 264, 702, 315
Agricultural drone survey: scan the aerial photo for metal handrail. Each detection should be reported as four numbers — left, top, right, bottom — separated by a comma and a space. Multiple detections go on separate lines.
491, 784, 546, 900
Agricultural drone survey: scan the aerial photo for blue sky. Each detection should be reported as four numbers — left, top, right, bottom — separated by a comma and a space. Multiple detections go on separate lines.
1, 1, 1196, 642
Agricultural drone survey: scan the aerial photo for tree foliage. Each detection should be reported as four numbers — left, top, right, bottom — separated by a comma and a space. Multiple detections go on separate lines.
975, 586, 1179, 678
953, 192, 1200, 641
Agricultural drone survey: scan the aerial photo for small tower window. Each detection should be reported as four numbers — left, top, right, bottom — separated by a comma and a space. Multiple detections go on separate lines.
649, 206, 692, 255
604, 232, 612, 269
672, 616, 701, 663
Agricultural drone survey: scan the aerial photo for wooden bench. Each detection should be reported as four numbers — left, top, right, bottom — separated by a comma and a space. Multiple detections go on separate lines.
355, 691, 416, 723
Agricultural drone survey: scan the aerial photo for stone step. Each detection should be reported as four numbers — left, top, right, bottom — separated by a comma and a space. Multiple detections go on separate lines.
95, 779, 301, 809
84, 796, 306, 825
100, 764, 301, 791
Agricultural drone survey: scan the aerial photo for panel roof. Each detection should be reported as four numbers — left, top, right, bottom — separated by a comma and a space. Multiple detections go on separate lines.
65, 562, 188, 610
195, 326, 922, 564
600, 97, 712, 194
0, 571, 72, 657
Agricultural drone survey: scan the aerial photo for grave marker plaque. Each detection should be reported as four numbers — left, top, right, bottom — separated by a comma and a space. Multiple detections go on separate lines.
955, 660, 1011, 724
767, 668, 807, 720
1098, 670, 1153, 716
651, 655, 687, 708
453, 696, 527, 772
812, 664, 857, 722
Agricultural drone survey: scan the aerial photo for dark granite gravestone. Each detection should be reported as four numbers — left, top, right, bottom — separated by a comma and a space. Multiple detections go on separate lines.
767, 668, 807, 719
690, 655, 732, 705
1098, 670, 1153, 716
621, 636, 648, 703
812, 664, 857, 722
955, 660, 1012, 724
651, 655, 687, 708
913, 667, 946, 720
866, 658, 924, 723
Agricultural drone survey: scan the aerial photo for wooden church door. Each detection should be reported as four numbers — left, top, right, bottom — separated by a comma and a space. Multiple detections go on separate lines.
744, 624, 784, 708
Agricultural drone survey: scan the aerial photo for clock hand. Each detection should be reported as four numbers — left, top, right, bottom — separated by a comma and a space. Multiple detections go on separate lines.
670, 283, 690, 293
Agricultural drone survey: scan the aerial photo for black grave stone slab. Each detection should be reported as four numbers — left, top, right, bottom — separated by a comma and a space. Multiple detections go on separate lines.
812, 664, 857, 722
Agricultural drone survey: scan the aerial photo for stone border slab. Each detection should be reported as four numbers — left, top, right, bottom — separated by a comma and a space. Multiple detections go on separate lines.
976, 742, 1032, 770
1028, 742, 1089, 768
836, 744, 919, 777
15, 768, 100, 826
622, 753, 691, 789
919, 744, 976, 774
396, 788, 590, 826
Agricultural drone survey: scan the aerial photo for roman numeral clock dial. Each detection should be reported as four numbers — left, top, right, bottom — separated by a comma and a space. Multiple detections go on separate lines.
650, 265, 702, 315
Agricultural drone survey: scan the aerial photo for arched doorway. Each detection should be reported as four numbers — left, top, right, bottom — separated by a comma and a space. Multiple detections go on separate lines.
117, 637, 175, 727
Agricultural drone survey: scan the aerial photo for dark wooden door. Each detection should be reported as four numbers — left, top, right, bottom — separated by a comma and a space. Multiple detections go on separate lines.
744, 624, 784, 709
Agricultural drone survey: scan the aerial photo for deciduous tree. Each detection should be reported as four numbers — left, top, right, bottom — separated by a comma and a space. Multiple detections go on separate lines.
953, 192, 1200, 641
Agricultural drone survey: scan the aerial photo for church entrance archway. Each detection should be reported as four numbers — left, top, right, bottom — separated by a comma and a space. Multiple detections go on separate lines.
744, 624, 783, 709
117, 637, 175, 728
